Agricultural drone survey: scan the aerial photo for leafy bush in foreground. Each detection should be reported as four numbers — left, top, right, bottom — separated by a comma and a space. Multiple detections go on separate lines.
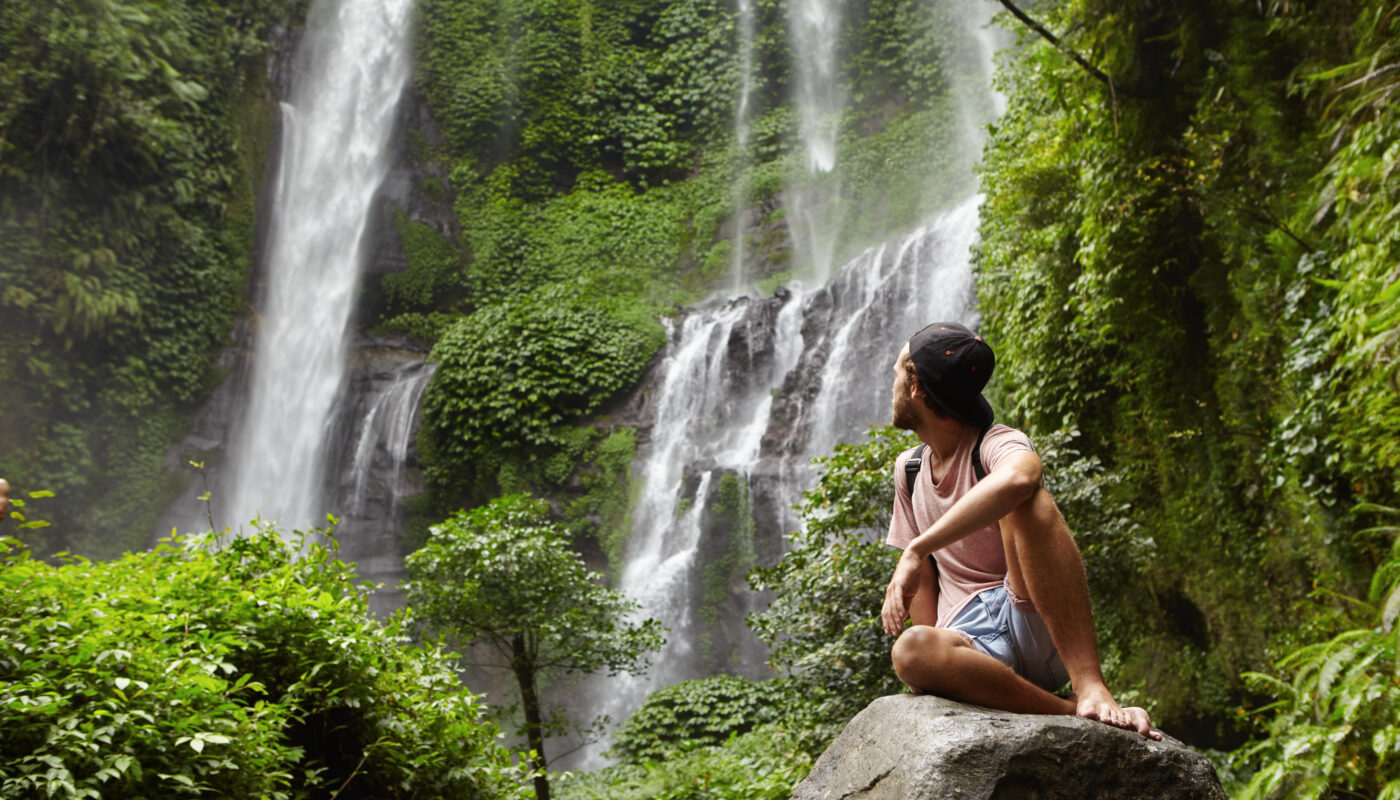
0, 527, 527, 800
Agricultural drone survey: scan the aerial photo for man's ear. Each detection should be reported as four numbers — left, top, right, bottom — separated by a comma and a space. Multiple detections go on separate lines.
907, 375, 924, 401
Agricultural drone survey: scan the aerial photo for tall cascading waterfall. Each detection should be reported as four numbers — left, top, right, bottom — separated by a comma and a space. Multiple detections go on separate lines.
784, 0, 845, 280
729, 0, 758, 294
221, 0, 415, 534
567, 0, 1003, 771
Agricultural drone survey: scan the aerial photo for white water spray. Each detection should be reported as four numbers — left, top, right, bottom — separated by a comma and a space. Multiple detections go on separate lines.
784, 0, 844, 281
729, 0, 758, 294
224, 0, 414, 532
348, 363, 434, 519
787, 0, 842, 174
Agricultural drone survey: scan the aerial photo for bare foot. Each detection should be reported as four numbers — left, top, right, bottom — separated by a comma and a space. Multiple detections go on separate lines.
1074, 686, 1162, 740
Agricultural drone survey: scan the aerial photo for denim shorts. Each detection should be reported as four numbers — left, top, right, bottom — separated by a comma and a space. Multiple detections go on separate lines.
947, 579, 1069, 692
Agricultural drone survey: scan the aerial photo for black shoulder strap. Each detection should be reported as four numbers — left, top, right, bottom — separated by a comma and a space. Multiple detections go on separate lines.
972, 427, 988, 482
904, 430, 989, 503
904, 444, 926, 503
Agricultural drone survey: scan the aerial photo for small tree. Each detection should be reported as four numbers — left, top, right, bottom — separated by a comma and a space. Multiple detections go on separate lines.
403, 494, 664, 800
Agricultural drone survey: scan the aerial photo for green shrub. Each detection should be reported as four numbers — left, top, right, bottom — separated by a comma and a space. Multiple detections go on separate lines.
0, 526, 528, 800
459, 170, 689, 307
380, 210, 467, 318
420, 290, 664, 498
556, 724, 814, 800
1229, 506, 1400, 799
609, 675, 794, 763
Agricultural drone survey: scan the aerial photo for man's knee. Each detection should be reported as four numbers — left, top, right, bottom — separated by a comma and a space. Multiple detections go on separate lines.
892, 625, 965, 689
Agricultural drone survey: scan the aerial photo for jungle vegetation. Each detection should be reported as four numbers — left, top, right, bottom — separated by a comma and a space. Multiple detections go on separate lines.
2, 0, 1399, 797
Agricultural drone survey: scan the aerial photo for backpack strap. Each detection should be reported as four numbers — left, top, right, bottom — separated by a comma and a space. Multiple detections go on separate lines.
904, 429, 989, 504
904, 444, 926, 504
972, 427, 988, 482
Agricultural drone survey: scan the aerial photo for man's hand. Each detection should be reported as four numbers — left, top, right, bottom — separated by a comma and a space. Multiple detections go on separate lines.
881, 551, 923, 635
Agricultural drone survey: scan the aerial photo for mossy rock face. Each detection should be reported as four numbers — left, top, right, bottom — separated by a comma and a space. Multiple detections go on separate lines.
687, 470, 761, 673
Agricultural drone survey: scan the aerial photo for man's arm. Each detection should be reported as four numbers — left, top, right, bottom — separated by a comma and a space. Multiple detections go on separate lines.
881, 450, 1043, 635
907, 553, 939, 626
906, 449, 1042, 558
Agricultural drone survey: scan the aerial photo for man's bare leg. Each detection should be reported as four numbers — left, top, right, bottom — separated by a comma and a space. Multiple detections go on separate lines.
1000, 488, 1159, 739
893, 626, 1074, 714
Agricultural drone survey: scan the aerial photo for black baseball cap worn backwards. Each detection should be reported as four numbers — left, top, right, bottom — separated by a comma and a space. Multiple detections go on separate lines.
908, 321, 995, 429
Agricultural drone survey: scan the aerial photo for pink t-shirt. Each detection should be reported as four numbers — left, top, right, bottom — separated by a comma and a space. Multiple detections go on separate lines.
886, 424, 1035, 627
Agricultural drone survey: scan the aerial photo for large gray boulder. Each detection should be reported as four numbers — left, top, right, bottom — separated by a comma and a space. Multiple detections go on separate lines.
791, 695, 1226, 799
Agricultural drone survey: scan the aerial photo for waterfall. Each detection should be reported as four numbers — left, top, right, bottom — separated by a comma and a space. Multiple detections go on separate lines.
222, 0, 415, 533
729, 0, 758, 294
784, 0, 845, 282
787, 0, 842, 174
347, 362, 434, 520
333, 359, 434, 613
568, 197, 982, 769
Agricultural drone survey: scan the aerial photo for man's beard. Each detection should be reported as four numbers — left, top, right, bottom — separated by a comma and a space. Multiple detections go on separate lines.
892, 394, 920, 431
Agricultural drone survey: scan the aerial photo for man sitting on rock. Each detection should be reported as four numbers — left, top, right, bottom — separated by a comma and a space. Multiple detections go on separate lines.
881, 322, 1159, 739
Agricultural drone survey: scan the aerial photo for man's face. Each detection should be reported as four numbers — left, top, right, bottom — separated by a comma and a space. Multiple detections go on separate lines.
891, 343, 919, 431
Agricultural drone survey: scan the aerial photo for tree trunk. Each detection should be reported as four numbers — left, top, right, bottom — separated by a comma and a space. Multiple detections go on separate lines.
512, 633, 550, 800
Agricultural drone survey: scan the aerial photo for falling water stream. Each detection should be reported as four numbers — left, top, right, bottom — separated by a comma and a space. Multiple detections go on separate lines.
729, 0, 758, 293
222, 0, 415, 533
566, 0, 1004, 768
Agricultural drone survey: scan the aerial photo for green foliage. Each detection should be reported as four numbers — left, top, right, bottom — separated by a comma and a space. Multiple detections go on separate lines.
380, 210, 467, 319
419, 293, 664, 499
1229, 508, 1400, 799
375, 310, 462, 344
459, 170, 690, 306
0, 524, 527, 800
0, 0, 306, 556
556, 724, 813, 800
402, 494, 663, 795
608, 675, 793, 764
565, 427, 640, 576
1296, 9, 1400, 483
416, 0, 745, 188
746, 425, 916, 731
974, 0, 1400, 741
404, 494, 665, 681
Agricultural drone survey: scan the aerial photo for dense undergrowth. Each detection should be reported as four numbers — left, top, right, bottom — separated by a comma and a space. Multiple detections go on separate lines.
0, 524, 527, 799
